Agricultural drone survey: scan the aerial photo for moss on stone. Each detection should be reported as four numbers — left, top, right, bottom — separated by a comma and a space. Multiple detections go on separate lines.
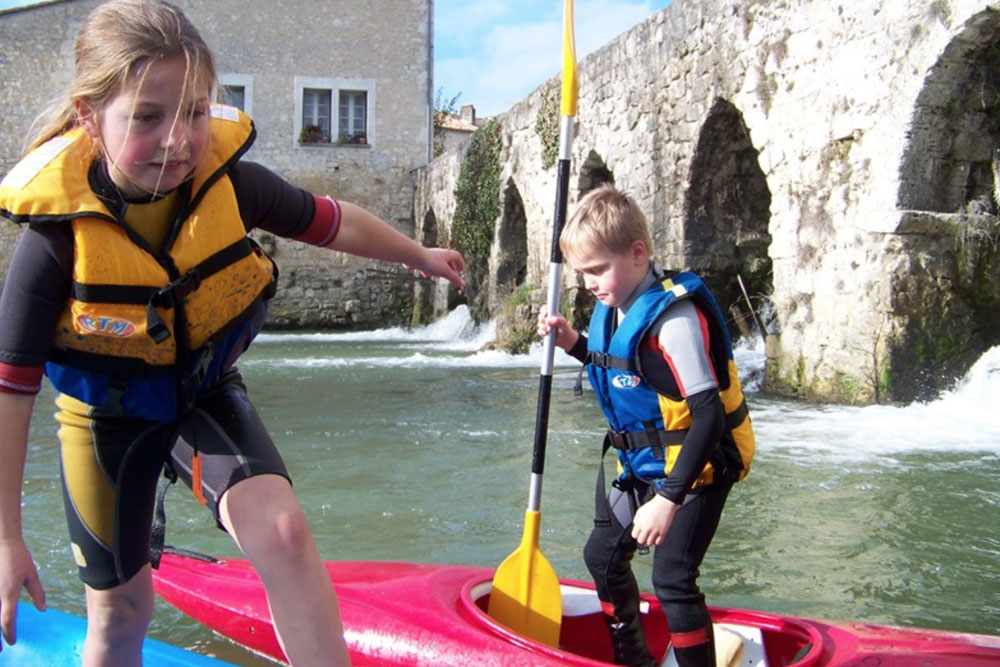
452, 118, 503, 322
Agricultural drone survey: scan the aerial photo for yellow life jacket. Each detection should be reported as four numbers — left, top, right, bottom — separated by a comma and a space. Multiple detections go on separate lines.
0, 105, 277, 421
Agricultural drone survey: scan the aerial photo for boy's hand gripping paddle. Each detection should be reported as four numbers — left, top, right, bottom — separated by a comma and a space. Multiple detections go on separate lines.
487, 0, 578, 648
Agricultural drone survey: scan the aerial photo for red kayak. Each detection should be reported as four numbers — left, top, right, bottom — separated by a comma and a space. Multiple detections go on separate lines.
153, 550, 1000, 666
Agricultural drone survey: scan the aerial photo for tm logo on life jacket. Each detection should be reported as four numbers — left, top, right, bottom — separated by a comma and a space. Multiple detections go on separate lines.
77, 314, 137, 338
611, 373, 641, 390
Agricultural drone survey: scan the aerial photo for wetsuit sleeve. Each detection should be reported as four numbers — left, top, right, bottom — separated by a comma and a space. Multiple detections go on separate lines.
230, 161, 341, 245
568, 332, 588, 363
650, 300, 725, 503
655, 388, 725, 503
654, 300, 718, 395
0, 224, 72, 394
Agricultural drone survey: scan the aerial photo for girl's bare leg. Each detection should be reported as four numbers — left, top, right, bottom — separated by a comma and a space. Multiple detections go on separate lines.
220, 474, 350, 666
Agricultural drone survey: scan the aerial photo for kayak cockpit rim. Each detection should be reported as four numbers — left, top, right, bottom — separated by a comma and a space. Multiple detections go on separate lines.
465, 578, 826, 666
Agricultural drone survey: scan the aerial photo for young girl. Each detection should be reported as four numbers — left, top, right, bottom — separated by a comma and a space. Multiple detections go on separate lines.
0, 1, 464, 665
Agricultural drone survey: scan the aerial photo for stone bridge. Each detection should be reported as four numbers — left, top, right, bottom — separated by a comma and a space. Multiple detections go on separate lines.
414, 0, 1000, 404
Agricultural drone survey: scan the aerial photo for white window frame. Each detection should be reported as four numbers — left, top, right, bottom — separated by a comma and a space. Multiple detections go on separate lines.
218, 73, 254, 117
302, 88, 333, 141
294, 76, 376, 147
338, 89, 368, 140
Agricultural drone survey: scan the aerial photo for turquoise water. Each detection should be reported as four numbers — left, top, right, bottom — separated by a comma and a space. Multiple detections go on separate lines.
17, 307, 1000, 663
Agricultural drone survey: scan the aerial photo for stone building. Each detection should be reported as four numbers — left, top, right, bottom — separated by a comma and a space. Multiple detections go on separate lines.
5, 0, 1000, 405
0, 0, 433, 328
414, 0, 1000, 404
435, 104, 483, 155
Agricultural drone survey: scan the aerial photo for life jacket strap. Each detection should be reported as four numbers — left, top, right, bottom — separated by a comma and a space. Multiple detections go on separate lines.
150, 462, 178, 569
146, 267, 201, 343
606, 398, 749, 452
146, 237, 266, 343
607, 427, 686, 451
586, 351, 635, 371
574, 350, 636, 396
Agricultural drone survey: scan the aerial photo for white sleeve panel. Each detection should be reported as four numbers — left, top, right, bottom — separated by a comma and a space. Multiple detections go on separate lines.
653, 300, 719, 397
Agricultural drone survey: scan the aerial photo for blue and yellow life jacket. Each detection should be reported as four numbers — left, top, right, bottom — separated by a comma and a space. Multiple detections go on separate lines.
586, 270, 754, 489
0, 105, 276, 422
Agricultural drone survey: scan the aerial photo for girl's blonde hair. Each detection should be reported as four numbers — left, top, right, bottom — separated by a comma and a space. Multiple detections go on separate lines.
26, 0, 217, 153
560, 183, 655, 262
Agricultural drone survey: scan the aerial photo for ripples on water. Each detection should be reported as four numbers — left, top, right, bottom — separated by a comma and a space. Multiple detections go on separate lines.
20, 306, 1000, 660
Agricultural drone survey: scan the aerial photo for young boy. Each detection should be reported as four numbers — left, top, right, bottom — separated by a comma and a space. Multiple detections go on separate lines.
538, 184, 755, 667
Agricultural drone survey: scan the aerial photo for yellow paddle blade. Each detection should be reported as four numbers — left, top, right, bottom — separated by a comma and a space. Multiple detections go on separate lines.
561, 0, 578, 117
488, 510, 563, 647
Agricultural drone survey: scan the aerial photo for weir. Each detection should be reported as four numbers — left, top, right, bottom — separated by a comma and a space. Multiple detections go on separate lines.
414, 0, 1000, 404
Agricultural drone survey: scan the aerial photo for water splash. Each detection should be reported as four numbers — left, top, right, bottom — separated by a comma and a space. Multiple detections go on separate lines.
256, 305, 495, 348
252, 307, 1000, 458
752, 346, 1000, 459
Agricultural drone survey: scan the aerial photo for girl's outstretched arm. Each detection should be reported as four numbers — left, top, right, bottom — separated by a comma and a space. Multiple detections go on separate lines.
326, 201, 466, 289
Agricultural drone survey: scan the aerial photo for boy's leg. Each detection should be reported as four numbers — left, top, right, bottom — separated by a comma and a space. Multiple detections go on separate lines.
652, 481, 732, 667
82, 566, 154, 667
584, 484, 656, 667
219, 475, 350, 666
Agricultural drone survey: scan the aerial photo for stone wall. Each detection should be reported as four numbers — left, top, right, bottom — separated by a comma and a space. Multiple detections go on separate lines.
414, 0, 1000, 403
5, 0, 999, 402
0, 0, 432, 329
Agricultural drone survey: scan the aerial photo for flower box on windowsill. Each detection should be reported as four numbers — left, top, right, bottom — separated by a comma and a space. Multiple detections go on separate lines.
298, 125, 331, 145
338, 133, 368, 147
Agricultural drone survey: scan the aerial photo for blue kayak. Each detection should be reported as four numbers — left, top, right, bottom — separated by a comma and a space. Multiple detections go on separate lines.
0, 602, 235, 666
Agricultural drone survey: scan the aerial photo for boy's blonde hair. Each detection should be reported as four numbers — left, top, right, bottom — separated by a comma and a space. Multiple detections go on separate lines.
560, 183, 654, 262
26, 0, 217, 153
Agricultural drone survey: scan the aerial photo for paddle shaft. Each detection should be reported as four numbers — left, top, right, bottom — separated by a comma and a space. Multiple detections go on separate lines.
528, 115, 573, 513
486, 2, 575, 645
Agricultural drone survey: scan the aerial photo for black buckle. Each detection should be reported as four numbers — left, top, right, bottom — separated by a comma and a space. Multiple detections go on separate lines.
589, 352, 612, 368
151, 269, 202, 309
146, 269, 202, 343
608, 430, 628, 450
146, 302, 171, 343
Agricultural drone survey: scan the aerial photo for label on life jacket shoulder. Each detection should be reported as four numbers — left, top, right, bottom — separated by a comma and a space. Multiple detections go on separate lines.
210, 104, 240, 122
0, 137, 74, 190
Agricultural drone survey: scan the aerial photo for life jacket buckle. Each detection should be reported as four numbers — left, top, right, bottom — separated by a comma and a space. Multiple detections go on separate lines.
152, 268, 202, 309
589, 352, 612, 368
608, 430, 630, 450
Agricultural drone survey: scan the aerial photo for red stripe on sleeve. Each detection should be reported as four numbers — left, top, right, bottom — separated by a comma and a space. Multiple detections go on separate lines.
292, 195, 342, 247
695, 307, 719, 385
0, 362, 44, 395
657, 342, 687, 396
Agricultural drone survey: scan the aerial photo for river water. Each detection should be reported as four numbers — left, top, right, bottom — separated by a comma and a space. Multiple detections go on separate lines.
17, 306, 1000, 663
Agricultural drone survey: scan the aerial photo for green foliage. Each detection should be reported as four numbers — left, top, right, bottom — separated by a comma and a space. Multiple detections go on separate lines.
433, 87, 462, 158
298, 125, 330, 144
834, 372, 864, 405
535, 83, 560, 170
493, 283, 540, 355
512, 283, 535, 306
452, 118, 502, 320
